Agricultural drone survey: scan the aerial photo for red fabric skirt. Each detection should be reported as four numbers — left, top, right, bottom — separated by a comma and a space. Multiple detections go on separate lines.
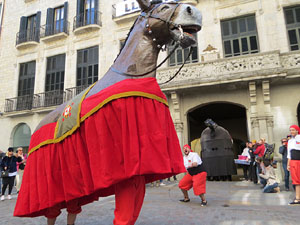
290, 160, 300, 185
14, 95, 185, 217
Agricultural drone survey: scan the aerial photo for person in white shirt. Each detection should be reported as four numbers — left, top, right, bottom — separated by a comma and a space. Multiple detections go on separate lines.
287, 125, 300, 205
178, 144, 207, 206
241, 142, 251, 181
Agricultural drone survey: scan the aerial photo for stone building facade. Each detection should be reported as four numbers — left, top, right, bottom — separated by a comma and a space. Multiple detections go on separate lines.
0, 0, 299, 167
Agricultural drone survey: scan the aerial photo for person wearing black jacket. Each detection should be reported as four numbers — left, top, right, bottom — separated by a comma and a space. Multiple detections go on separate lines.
0, 150, 5, 191
1, 147, 22, 201
248, 142, 258, 184
279, 138, 289, 191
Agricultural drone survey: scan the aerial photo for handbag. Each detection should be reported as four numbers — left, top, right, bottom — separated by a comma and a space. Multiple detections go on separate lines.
19, 163, 25, 170
1, 170, 9, 178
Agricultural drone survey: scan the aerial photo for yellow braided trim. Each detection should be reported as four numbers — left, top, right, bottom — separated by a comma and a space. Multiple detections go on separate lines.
81, 91, 168, 122
28, 84, 95, 156
28, 91, 168, 155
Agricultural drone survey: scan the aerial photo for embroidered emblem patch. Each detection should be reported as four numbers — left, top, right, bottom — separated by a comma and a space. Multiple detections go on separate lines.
62, 104, 73, 121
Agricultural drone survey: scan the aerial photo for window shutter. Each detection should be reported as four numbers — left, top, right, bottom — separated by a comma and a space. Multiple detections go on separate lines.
64, 2, 68, 33
77, 0, 84, 15
46, 8, 54, 36
95, 0, 99, 12
19, 16, 27, 41
35, 11, 41, 42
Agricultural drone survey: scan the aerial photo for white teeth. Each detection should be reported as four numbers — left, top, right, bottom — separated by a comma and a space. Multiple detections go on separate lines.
178, 25, 184, 40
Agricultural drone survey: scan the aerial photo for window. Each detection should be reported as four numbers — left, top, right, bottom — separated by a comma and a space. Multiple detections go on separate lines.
54, 6, 64, 33
46, 54, 65, 92
18, 61, 36, 97
77, 46, 99, 87
17, 61, 36, 110
221, 15, 259, 57
284, 6, 300, 51
76, 0, 99, 26
12, 123, 31, 154
45, 2, 68, 36
168, 41, 199, 67
44, 54, 65, 106
18, 12, 41, 44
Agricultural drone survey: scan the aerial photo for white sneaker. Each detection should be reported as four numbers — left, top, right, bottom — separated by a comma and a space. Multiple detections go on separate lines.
160, 183, 166, 186
8, 195, 12, 200
1, 195, 4, 201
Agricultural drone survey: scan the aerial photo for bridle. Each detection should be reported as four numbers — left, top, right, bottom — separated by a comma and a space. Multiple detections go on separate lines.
111, 2, 193, 85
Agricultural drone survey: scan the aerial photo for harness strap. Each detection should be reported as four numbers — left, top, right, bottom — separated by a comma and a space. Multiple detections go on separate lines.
158, 46, 193, 85
111, 42, 180, 77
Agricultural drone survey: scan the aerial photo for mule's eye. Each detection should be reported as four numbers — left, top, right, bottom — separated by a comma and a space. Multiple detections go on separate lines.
160, 5, 170, 11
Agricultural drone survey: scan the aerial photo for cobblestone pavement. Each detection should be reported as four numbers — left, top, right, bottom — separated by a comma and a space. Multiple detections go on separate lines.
0, 181, 299, 225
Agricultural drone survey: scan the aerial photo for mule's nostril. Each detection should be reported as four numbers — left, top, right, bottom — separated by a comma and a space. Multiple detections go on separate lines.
187, 6, 192, 14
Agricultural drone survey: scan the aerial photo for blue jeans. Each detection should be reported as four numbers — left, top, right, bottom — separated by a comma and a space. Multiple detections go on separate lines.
263, 183, 278, 193
282, 161, 290, 189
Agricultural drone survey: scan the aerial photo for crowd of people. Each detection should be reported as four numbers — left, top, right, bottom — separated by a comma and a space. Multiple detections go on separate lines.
0, 147, 27, 201
240, 125, 300, 204
0, 125, 299, 210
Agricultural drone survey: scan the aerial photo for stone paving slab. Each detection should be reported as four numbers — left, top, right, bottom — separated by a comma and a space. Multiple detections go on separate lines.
0, 181, 299, 225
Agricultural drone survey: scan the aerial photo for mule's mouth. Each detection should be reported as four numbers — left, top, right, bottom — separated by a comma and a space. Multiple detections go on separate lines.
170, 25, 201, 48
182, 25, 201, 36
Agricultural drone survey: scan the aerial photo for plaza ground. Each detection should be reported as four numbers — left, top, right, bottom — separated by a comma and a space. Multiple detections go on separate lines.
0, 180, 299, 225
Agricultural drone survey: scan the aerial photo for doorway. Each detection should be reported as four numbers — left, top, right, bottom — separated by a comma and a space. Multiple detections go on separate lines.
188, 102, 248, 157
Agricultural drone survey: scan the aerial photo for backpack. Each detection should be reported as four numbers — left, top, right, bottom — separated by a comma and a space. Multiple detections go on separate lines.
263, 143, 275, 161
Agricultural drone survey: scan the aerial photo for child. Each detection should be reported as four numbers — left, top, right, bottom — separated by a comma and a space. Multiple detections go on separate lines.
259, 159, 280, 193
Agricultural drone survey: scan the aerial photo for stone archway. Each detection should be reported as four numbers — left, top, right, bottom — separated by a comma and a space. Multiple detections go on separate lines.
187, 102, 248, 157
11, 123, 31, 153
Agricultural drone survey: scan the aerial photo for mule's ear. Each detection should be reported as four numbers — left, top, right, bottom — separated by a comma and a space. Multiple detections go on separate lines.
137, 0, 151, 11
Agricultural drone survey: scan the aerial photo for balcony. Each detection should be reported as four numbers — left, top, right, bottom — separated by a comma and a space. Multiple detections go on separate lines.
73, 11, 102, 35
157, 51, 287, 90
65, 85, 89, 101
40, 20, 69, 43
16, 29, 39, 50
32, 90, 65, 109
5, 95, 33, 113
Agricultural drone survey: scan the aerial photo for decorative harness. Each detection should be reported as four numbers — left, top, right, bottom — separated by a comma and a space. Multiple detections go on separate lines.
111, 2, 193, 85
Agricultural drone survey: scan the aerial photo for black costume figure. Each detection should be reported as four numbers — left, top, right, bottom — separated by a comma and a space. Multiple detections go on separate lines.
200, 119, 237, 181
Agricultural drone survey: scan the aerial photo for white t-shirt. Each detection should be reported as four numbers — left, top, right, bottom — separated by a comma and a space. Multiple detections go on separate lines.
183, 152, 202, 169
287, 135, 300, 159
241, 147, 250, 159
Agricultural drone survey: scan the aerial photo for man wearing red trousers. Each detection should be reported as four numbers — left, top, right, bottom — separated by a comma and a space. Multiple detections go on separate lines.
179, 145, 207, 206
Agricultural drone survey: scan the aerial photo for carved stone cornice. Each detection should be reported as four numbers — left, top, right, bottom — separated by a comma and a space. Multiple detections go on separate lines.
158, 51, 282, 88
174, 122, 184, 132
251, 118, 259, 128
157, 49, 300, 92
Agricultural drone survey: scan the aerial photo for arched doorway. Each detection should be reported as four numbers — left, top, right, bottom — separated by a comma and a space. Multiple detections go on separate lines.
12, 123, 31, 153
188, 102, 248, 157
297, 102, 300, 126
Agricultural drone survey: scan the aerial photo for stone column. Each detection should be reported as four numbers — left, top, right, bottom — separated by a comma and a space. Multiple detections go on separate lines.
262, 80, 274, 143
249, 82, 260, 140
170, 91, 184, 148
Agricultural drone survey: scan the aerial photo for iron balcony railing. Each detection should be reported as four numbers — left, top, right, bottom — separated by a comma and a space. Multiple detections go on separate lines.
73, 11, 102, 30
40, 20, 69, 38
16, 28, 39, 45
33, 90, 66, 108
65, 85, 89, 101
5, 95, 34, 112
